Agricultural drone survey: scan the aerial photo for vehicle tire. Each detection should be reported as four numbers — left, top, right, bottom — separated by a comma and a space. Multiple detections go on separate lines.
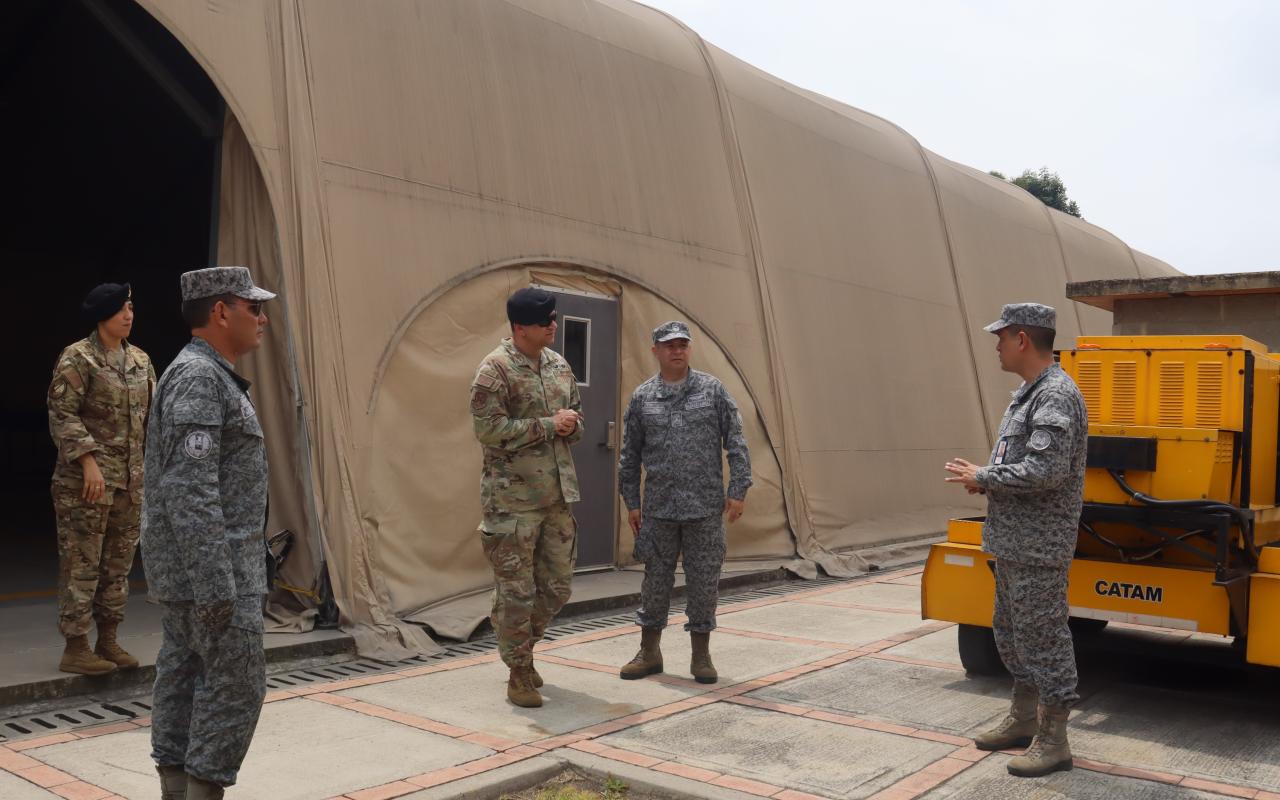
1068, 617, 1109, 636
957, 623, 1006, 676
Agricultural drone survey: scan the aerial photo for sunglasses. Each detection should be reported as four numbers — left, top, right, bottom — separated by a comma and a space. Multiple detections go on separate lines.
532, 312, 556, 327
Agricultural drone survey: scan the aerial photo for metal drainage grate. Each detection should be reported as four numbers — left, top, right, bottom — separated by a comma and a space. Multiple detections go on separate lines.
0, 573, 864, 743
0, 698, 153, 744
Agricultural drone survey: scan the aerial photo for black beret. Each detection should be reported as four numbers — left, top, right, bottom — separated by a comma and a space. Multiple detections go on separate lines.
81, 283, 131, 326
506, 287, 556, 326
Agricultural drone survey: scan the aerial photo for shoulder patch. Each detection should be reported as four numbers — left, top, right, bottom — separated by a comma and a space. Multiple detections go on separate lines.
183, 430, 214, 460
473, 371, 502, 392
1028, 430, 1053, 451
471, 389, 488, 413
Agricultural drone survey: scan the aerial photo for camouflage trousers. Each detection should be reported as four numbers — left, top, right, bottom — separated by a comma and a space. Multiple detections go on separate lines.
52, 482, 140, 638
635, 515, 725, 633
151, 597, 266, 787
480, 502, 576, 669
992, 558, 1079, 708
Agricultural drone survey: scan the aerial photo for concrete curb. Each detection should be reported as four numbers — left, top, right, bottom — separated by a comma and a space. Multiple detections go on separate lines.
0, 632, 354, 709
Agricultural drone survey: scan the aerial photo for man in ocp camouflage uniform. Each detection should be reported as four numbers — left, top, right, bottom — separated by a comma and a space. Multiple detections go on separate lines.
471, 287, 583, 708
143, 266, 275, 799
617, 321, 751, 685
945, 302, 1087, 778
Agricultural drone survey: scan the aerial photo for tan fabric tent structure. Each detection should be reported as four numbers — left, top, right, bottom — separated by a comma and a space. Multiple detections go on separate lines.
136, 0, 1180, 658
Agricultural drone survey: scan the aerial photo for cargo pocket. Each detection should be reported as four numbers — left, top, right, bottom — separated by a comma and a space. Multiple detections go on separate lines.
479, 516, 522, 576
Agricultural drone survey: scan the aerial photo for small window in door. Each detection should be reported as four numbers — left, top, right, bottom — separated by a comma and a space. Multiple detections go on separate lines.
562, 316, 590, 385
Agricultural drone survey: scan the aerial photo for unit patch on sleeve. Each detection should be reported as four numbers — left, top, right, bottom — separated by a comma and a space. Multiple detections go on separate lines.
1028, 430, 1053, 451
183, 430, 213, 460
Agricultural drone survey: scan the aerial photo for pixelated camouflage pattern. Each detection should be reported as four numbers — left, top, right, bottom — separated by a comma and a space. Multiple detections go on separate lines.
976, 364, 1088, 567
635, 515, 726, 633
179, 266, 276, 302
480, 503, 576, 668
150, 596, 266, 787
47, 332, 155, 502
141, 337, 269, 605
983, 302, 1058, 333
471, 339, 582, 513
52, 483, 140, 637
992, 559, 1079, 708
618, 369, 752, 521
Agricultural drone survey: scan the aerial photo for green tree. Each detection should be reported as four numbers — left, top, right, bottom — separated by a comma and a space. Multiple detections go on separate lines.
989, 167, 1082, 217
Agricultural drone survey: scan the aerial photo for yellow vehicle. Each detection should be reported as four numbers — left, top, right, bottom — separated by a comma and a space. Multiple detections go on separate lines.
923, 275, 1280, 673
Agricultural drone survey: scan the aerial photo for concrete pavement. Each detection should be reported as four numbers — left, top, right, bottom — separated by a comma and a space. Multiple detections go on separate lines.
2, 565, 1279, 799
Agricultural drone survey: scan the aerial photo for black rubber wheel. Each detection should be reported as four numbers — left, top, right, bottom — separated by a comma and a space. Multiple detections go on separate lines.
957, 623, 1006, 676
1068, 616, 1109, 636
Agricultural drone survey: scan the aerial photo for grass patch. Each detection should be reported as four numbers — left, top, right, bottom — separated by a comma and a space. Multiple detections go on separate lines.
502, 769, 666, 800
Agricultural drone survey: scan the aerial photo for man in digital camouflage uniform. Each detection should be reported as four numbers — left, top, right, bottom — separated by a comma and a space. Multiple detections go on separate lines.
470, 287, 583, 708
48, 283, 155, 675
142, 266, 274, 799
617, 321, 751, 684
945, 302, 1087, 778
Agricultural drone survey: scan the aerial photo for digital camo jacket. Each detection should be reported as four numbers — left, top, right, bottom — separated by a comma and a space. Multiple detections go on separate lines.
976, 363, 1088, 567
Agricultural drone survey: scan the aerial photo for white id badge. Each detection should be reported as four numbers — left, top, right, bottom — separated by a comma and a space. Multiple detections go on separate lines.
994, 439, 1008, 464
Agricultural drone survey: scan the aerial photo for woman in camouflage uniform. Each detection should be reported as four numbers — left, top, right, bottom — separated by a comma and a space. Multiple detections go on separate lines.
47, 283, 155, 675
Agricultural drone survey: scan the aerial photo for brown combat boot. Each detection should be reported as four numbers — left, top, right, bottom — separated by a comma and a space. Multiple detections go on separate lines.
620, 627, 663, 680
95, 622, 139, 669
59, 634, 117, 676
186, 774, 225, 799
530, 663, 544, 688
507, 666, 543, 708
1007, 706, 1073, 777
156, 764, 187, 800
974, 682, 1038, 751
690, 632, 717, 684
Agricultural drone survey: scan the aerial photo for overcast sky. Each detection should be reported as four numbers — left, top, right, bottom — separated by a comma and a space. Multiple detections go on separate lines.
640, 0, 1278, 276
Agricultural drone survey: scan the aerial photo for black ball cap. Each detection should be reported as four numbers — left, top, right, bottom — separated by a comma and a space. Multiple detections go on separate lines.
506, 287, 556, 326
81, 283, 131, 326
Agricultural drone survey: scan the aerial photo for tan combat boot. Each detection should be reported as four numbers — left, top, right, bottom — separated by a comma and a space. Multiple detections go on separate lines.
973, 682, 1038, 751
530, 663, 544, 688
620, 628, 664, 680
59, 635, 117, 676
1007, 706, 1073, 777
95, 622, 139, 669
507, 666, 543, 708
156, 764, 187, 800
690, 632, 717, 684
186, 774, 225, 799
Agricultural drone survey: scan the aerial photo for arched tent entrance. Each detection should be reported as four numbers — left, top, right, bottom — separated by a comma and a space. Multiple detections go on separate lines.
367, 263, 792, 639
0, 0, 317, 628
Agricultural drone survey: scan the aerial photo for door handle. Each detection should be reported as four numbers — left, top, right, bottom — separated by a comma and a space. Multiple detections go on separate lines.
600, 421, 617, 450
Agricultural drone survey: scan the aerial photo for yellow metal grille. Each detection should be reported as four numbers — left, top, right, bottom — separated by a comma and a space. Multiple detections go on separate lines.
1196, 362, 1224, 428
1111, 361, 1138, 424
1077, 361, 1102, 423
1216, 435, 1233, 463
1158, 361, 1185, 426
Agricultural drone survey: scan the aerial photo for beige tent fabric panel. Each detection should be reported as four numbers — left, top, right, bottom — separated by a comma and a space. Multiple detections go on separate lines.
1132, 249, 1181, 278
1051, 211, 1143, 334
136, 0, 281, 150
368, 265, 790, 633
926, 154, 1085, 438
296, 0, 742, 256
316, 170, 775, 439
710, 50, 990, 564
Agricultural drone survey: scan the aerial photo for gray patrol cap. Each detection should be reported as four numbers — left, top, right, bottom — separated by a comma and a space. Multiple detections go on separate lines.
983, 302, 1056, 333
652, 320, 692, 344
180, 266, 277, 303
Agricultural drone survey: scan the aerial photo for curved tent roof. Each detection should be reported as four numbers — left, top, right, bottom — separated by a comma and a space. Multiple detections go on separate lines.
138, 0, 1179, 657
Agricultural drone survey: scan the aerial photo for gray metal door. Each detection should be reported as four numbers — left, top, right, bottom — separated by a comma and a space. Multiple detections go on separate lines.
547, 289, 619, 569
